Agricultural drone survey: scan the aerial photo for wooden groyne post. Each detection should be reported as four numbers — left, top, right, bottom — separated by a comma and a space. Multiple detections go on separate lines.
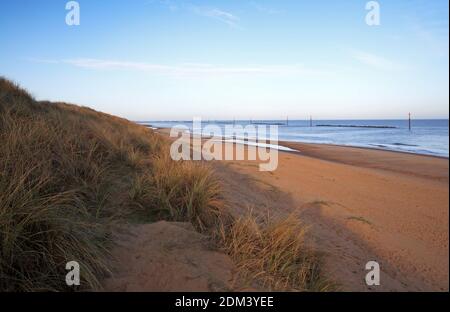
408, 113, 411, 131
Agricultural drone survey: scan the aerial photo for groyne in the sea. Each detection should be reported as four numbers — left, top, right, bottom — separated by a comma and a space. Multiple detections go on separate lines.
316, 124, 397, 129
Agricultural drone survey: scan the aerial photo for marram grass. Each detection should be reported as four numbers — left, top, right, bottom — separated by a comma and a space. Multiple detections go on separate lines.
0, 77, 331, 292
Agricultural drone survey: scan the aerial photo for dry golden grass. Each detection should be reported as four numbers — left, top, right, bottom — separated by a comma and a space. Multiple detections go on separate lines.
218, 210, 334, 291
0, 77, 330, 292
0, 78, 161, 290
0, 77, 230, 291
128, 150, 227, 232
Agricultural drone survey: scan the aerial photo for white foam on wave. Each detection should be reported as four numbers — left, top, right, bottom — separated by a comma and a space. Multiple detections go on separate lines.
220, 139, 299, 152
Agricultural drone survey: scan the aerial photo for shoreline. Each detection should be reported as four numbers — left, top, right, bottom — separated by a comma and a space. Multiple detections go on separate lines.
280, 139, 449, 160
152, 126, 449, 160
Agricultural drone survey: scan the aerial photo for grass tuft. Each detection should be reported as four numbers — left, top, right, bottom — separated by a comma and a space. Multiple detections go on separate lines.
127, 150, 228, 232
219, 210, 334, 291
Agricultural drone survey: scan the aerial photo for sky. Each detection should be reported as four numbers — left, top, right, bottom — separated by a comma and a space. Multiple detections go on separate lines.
0, 0, 448, 120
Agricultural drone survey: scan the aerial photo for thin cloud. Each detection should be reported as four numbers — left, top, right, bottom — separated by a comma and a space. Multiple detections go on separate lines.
250, 2, 283, 15
191, 6, 240, 27
351, 51, 404, 71
147, 2, 241, 28
31, 58, 327, 78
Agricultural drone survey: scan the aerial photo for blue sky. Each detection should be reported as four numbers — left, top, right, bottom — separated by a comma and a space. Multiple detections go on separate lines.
0, 0, 448, 120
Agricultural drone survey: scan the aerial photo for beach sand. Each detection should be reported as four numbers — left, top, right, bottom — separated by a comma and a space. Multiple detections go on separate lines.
103, 221, 236, 291
212, 140, 449, 291
108, 128, 448, 291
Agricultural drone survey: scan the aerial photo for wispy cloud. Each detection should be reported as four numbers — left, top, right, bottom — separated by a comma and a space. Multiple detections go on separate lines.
351, 51, 404, 71
147, 1, 241, 28
250, 2, 283, 15
191, 6, 240, 27
31, 58, 326, 78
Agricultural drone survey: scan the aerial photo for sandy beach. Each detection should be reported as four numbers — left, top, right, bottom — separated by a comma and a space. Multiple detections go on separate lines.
206, 138, 449, 291
158, 125, 449, 291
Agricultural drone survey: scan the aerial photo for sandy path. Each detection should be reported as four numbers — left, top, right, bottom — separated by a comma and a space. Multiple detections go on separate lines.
215, 142, 448, 291
103, 221, 236, 291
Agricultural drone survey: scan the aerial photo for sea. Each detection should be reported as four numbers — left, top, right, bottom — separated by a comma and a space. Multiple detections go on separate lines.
137, 119, 449, 158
